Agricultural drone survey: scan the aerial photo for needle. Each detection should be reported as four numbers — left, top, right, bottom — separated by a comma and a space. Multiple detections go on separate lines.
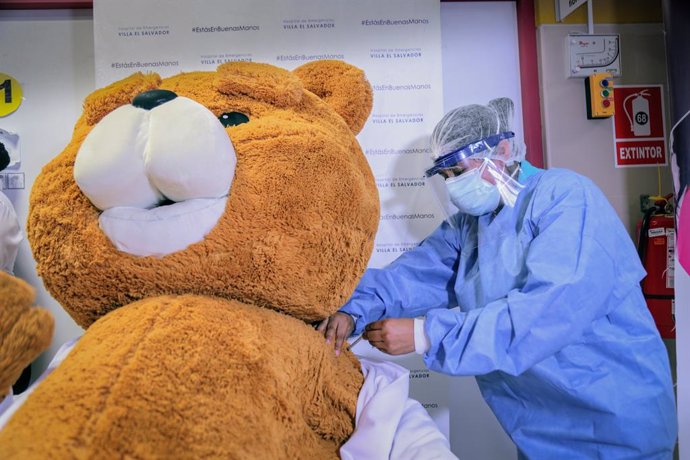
349, 335, 364, 348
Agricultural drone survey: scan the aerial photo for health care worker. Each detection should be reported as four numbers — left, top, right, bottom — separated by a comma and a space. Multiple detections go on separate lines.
0, 144, 21, 275
319, 98, 678, 458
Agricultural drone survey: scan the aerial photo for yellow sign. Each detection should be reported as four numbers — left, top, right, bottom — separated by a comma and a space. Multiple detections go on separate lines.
0, 73, 23, 117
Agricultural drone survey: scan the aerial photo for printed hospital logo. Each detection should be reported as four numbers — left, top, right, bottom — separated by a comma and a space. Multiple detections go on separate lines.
199, 53, 253, 65
371, 113, 425, 125
365, 146, 431, 157
375, 242, 420, 254
360, 18, 429, 26
117, 25, 170, 38
380, 212, 435, 221
370, 48, 423, 59
410, 369, 431, 379
372, 83, 432, 92
110, 60, 179, 71
282, 18, 335, 30
375, 177, 426, 189
276, 52, 344, 63
191, 25, 260, 33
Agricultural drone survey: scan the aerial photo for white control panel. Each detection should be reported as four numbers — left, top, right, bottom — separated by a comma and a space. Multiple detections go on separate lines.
567, 34, 621, 78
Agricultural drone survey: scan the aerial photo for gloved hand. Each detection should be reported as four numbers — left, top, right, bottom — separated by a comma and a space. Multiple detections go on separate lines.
0, 271, 54, 398
364, 318, 415, 355
317, 311, 354, 357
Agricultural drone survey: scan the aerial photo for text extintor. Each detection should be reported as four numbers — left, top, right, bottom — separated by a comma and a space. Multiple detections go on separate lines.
613, 85, 667, 168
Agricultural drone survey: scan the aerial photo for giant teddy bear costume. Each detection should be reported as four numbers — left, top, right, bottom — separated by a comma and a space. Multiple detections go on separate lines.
0, 60, 381, 458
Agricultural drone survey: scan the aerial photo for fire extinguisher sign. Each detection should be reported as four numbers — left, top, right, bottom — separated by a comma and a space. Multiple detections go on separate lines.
613, 85, 667, 168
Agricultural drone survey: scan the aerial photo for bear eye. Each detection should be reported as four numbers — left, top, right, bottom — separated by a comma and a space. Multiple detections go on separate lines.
219, 112, 249, 127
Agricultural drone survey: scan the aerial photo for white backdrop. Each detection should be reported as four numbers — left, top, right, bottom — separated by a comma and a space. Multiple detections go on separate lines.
92, 0, 521, 457
93, 0, 455, 433
0, 2, 523, 457
94, 0, 449, 270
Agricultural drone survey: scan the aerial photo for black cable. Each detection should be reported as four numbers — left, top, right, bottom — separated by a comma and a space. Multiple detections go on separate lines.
637, 206, 660, 263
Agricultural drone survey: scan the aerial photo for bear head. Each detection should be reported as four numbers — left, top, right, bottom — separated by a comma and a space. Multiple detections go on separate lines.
28, 60, 379, 328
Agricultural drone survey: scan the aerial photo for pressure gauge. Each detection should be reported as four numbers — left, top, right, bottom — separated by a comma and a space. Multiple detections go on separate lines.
567, 34, 621, 78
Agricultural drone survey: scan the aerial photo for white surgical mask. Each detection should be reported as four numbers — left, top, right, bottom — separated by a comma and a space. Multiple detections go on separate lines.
445, 165, 501, 216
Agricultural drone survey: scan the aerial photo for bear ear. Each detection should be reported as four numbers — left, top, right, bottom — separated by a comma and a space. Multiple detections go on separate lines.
214, 62, 303, 107
293, 60, 373, 135
83, 73, 162, 125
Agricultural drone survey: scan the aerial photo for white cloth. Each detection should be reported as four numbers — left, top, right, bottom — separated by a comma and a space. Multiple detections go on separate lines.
0, 390, 13, 419
414, 317, 431, 355
341, 358, 457, 460
0, 192, 21, 274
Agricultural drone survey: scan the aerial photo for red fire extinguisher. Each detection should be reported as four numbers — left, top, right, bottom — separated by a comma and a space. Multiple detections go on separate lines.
637, 195, 675, 339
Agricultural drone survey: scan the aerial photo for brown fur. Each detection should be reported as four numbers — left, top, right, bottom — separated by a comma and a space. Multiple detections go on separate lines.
0, 61, 377, 458
1, 296, 362, 458
0, 271, 54, 398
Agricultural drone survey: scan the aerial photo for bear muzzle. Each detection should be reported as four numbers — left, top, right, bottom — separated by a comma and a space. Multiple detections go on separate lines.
73, 95, 237, 258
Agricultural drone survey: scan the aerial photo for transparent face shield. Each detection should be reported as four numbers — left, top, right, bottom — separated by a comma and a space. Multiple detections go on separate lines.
424, 131, 524, 223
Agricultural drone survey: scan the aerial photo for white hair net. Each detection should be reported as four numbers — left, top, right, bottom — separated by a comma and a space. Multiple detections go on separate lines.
487, 97, 526, 165
427, 97, 526, 212
430, 104, 499, 160
430, 97, 525, 165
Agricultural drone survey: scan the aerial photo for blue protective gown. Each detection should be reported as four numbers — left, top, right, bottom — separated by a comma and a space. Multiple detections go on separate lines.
341, 162, 677, 459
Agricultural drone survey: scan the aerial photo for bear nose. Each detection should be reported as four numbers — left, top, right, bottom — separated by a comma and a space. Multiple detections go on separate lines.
132, 89, 178, 110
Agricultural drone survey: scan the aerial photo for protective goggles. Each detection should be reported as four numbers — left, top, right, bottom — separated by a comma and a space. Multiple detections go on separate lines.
425, 131, 514, 178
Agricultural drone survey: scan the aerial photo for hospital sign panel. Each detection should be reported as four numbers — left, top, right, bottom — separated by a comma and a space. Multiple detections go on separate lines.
613, 85, 667, 168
